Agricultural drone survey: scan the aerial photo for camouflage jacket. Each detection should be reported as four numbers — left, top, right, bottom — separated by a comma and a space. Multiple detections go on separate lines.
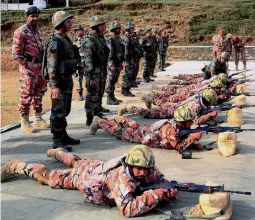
46, 32, 78, 88
233, 37, 245, 51
107, 34, 124, 66
123, 32, 135, 62
158, 36, 169, 52
12, 23, 44, 70
223, 39, 233, 53
212, 34, 224, 49
140, 36, 158, 56
132, 36, 144, 59
73, 36, 86, 67
83, 32, 109, 78
209, 59, 228, 75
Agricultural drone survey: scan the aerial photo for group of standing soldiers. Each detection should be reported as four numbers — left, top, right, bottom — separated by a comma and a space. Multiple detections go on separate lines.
12, 7, 169, 151
212, 28, 247, 71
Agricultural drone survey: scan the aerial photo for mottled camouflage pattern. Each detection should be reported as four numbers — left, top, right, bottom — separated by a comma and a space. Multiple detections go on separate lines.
217, 73, 228, 84
122, 32, 135, 89
132, 36, 143, 81
83, 32, 109, 113
233, 37, 246, 66
12, 23, 47, 116
106, 35, 124, 94
210, 79, 225, 89
201, 88, 218, 104
174, 105, 194, 122
158, 36, 168, 70
125, 145, 155, 168
99, 117, 203, 152
209, 59, 228, 75
212, 34, 224, 59
223, 38, 233, 58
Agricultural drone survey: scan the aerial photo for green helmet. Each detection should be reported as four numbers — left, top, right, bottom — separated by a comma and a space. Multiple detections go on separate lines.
89, 16, 106, 28
125, 21, 134, 30
218, 73, 228, 84
145, 28, 152, 33
210, 79, 224, 89
52, 11, 74, 29
125, 145, 155, 168
110, 20, 121, 31
174, 105, 194, 122
201, 88, 218, 104
136, 29, 143, 35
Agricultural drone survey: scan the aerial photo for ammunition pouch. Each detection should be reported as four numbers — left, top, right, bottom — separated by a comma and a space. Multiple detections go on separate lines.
59, 59, 77, 75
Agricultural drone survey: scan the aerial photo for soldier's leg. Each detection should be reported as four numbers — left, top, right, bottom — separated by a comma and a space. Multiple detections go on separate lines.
234, 50, 239, 70
99, 71, 110, 112
129, 106, 172, 119
142, 57, 150, 82
162, 52, 166, 70
122, 61, 135, 97
106, 65, 119, 105
159, 52, 163, 70
19, 72, 36, 133
76, 69, 84, 101
150, 55, 157, 77
33, 74, 49, 128
240, 49, 247, 70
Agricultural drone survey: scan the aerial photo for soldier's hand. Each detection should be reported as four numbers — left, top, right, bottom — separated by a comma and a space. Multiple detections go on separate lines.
189, 131, 204, 141
51, 88, 61, 99
153, 188, 178, 201
90, 79, 96, 89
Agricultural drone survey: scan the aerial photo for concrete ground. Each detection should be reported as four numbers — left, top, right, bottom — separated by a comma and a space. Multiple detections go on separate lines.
1, 61, 255, 220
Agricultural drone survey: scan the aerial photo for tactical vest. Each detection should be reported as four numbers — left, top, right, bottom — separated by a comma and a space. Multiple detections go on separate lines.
123, 34, 135, 61
53, 33, 78, 75
133, 37, 144, 59
107, 36, 124, 64
73, 37, 85, 66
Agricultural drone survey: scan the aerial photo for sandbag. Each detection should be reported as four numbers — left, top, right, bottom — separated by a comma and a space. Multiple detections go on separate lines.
233, 95, 247, 105
217, 132, 237, 157
236, 84, 247, 93
227, 108, 243, 125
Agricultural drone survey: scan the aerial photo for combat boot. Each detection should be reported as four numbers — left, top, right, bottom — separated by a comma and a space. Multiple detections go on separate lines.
1, 159, 26, 182
141, 94, 153, 109
47, 147, 81, 163
90, 116, 101, 135
143, 77, 150, 83
150, 73, 157, 78
34, 113, 50, 128
20, 115, 36, 134
113, 95, 123, 103
52, 139, 72, 152
122, 88, 135, 97
149, 77, 155, 81
62, 130, 80, 145
99, 106, 110, 113
244, 64, 247, 70
130, 81, 139, 88
86, 112, 93, 126
118, 104, 127, 116
235, 65, 239, 71
78, 91, 84, 101
107, 93, 119, 105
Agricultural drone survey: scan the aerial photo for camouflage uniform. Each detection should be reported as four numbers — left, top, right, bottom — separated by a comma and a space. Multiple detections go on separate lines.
83, 31, 109, 116
105, 33, 124, 102
209, 59, 228, 76
73, 36, 86, 95
212, 34, 224, 59
223, 38, 233, 61
232, 36, 246, 70
158, 35, 168, 71
98, 116, 203, 151
12, 23, 47, 117
15, 150, 170, 217
150, 33, 158, 76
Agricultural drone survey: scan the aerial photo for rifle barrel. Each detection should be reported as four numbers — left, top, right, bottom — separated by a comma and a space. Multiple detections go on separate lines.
224, 190, 251, 195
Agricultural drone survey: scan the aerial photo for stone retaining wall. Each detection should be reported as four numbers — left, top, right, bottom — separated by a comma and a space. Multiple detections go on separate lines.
167, 46, 255, 61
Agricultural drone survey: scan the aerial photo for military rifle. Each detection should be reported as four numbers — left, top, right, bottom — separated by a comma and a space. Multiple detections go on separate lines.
226, 92, 255, 97
136, 180, 251, 195
202, 104, 255, 114
229, 69, 250, 78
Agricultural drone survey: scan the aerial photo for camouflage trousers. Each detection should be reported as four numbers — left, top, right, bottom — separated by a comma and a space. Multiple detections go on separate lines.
151, 54, 157, 75
99, 70, 107, 106
132, 58, 140, 82
19, 68, 47, 116
234, 48, 246, 66
122, 60, 135, 89
50, 76, 73, 139
128, 105, 176, 119
213, 47, 223, 59
99, 117, 150, 143
106, 63, 121, 94
153, 92, 190, 107
158, 51, 166, 70
142, 55, 154, 78
75, 67, 84, 93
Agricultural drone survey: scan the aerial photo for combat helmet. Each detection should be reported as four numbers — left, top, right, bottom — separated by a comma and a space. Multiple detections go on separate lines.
110, 20, 121, 31
125, 21, 134, 30
201, 88, 218, 104
218, 73, 228, 84
210, 79, 225, 89
89, 16, 106, 28
52, 11, 74, 29
125, 145, 155, 168
174, 105, 194, 122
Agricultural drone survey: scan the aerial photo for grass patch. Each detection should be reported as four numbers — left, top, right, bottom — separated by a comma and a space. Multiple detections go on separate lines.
1, 101, 17, 107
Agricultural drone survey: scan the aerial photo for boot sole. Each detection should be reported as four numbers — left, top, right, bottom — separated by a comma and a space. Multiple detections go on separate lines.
21, 128, 36, 134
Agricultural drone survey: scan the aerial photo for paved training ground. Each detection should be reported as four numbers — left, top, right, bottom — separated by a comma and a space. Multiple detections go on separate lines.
1, 61, 255, 220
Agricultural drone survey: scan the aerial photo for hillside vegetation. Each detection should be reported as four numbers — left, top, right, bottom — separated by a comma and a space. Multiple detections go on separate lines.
1, 0, 255, 46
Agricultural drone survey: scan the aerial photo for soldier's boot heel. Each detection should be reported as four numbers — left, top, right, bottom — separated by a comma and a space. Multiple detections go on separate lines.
1, 159, 27, 182
86, 112, 93, 126
90, 116, 101, 135
34, 113, 50, 128
52, 139, 72, 152
107, 95, 119, 105
21, 115, 36, 134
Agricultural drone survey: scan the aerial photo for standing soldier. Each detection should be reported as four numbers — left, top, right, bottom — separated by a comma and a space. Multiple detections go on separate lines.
158, 31, 169, 71
46, 11, 80, 151
141, 28, 155, 83
12, 6, 49, 134
105, 20, 125, 105
223, 34, 233, 62
83, 16, 109, 126
150, 28, 158, 77
232, 36, 247, 71
121, 21, 136, 97
132, 29, 144, 85
212, 29, 224, 59
73, 25, 86, 101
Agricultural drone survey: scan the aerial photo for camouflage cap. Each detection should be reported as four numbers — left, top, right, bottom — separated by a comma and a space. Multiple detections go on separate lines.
52, 11, 74, 29
74, 25, 84, 31
201, 88, 218, 104
125, 145, 155, 168
125, 21, 134, 30
210, 79, 225, 89
226, 34, 232, 39
26, 6, 40, 16
174, 105, 195, 122
218, 73, 228, 84
110, 20, 121, 31
89, 16, 106, 28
